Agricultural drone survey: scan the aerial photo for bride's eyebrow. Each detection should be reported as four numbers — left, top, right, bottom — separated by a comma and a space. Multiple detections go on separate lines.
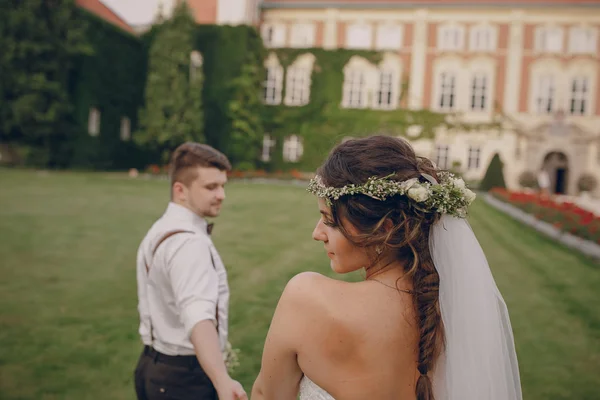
320, 210, 332, 218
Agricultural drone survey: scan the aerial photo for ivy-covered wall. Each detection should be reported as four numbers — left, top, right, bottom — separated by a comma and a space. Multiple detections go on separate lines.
68, 9, 151, 169
258, 49, 453, 171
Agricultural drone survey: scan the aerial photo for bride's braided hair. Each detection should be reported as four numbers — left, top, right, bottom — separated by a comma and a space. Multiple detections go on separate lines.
316, 135, 444, 400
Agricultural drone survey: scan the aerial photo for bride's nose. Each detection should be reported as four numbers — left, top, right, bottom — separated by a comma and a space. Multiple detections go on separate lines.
312, 220, 327, 242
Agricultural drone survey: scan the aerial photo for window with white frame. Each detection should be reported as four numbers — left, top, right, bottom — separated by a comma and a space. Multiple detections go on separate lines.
263, 65, 283, 105
470, 73, 488, 111
283, 135, 303, 162
469, 25, 495, 52
262, 24, 286, 48
434, 145, 450, 169
374, 70, 396, 109
570, 77, 588, 116
342, 69, 367, 108
375, 24, 402, 50
190, 51, 203, 82
535, 26, 564, 53
290, 23, 316, 48
438, 25, 465, 51
88, 107, 100, 136
261, 134, 276, 162
120, 117, 131, 141
535, 75, 555, 114
438, 72, 456, 111
346, 23, 373, 50
569, 26, 597, 54
284, 66, 311, 106
467, 146, 481, 170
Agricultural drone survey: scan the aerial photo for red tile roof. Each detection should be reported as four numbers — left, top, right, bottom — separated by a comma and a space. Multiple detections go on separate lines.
76, 0, 134, 34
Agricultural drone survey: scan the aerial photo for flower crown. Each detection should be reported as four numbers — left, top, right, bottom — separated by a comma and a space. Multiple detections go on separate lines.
307, 171, 476, 218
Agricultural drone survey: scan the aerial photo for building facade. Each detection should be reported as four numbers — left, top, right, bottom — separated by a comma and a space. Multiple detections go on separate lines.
255, 0, 600, 195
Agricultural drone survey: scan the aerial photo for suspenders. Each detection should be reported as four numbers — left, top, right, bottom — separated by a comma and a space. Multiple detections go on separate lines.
143, 230, 220, 345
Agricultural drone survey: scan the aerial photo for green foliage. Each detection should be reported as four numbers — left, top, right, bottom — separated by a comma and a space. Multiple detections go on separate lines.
227, 62, 264, 167
68, 9, 149, 169
135, 3, 203, 162
0, 0, 91, 166
194, 25, 266, 158
260, 49, 449, 171
480, 153, 507, 191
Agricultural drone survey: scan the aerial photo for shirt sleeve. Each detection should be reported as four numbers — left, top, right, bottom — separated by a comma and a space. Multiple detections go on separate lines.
166, 235, 219, 338
136, 244, 152, 343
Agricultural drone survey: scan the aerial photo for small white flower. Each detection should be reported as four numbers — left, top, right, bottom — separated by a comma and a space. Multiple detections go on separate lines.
463, 188, 477, 204
408, 185, 430, 202
453, 178, 466, 190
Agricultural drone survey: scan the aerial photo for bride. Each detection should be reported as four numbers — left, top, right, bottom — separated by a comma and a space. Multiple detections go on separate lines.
250, 135, 522, 400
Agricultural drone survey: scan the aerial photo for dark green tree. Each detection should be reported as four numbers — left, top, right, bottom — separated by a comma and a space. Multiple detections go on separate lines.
226, 60, 264, 169
135, 3, 203, 162
0, 0, 90, 166
480, 153, 507, 191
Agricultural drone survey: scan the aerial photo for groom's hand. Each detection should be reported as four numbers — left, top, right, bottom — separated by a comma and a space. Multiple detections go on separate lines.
216, 377, 247, 400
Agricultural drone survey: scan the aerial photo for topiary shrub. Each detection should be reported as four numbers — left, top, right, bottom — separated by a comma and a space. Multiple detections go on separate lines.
480, 153, 506, 192
518, 171, 538, 189
577, 173, 598, 193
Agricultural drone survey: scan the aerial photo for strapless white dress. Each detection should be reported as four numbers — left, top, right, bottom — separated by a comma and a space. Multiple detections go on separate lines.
299, 376, 334, 400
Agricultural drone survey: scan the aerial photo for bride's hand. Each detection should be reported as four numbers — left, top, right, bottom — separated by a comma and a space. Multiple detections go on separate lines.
216, 377, 248, 400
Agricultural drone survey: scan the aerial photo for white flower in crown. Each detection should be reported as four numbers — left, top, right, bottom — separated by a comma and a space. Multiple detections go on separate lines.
463, 188, 477, 204
407, 184, 430, 202
400, 177, 419, 192
452, 177, 466, 190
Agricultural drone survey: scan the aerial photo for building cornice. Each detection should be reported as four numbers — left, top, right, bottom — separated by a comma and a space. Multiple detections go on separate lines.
261, 1, 600, 9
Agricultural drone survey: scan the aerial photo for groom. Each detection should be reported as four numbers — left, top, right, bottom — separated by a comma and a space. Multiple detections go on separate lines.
133, 142, 246, 400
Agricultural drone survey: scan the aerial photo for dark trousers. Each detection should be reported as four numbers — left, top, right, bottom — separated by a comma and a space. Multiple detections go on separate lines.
134, 346, 218, 400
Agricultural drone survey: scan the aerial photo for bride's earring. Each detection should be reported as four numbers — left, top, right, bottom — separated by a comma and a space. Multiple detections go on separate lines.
375, 245, 383, 255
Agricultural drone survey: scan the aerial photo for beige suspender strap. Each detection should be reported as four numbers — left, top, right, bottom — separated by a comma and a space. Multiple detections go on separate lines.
144, 230, 193, 273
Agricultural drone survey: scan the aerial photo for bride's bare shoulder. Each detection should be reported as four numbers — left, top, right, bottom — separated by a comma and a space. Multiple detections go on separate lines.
278, 272, 357, 320
283, 272, 351, 301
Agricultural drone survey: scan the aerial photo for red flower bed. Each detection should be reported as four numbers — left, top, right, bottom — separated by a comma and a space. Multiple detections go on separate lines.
490, 188, 600, 244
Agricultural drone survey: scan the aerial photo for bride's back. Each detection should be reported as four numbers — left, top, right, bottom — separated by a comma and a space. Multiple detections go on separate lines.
294, 272, 419, 400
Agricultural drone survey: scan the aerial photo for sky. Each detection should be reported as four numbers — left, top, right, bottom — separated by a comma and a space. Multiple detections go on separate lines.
101, 0, 174, 26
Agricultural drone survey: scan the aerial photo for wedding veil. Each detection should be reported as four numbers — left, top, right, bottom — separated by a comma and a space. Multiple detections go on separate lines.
430, 215, 522, 400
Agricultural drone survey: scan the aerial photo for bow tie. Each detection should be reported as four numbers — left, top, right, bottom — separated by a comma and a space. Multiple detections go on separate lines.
207, 222, 214, 235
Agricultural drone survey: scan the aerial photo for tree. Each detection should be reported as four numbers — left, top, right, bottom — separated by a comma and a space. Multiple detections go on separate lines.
0, 0, 90, 166
226, 60, 264, 169
135, 3, 203, 162
480, 153, 506, 191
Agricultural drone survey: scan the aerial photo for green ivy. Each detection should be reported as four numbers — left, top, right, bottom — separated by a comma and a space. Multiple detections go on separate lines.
68, 9, 150, 169
258, 49, 444, 171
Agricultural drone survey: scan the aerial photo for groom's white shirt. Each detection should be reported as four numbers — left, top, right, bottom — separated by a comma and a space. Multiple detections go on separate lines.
136, 202, 229, 356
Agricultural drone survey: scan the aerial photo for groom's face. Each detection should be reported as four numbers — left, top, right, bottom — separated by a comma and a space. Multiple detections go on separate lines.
312, 199, 370, 274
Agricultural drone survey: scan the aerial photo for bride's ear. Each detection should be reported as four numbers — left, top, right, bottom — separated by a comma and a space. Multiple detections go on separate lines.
383, 218, 394, 233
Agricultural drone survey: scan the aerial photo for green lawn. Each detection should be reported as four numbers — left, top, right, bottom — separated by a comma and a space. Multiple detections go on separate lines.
0, 169, 599, 400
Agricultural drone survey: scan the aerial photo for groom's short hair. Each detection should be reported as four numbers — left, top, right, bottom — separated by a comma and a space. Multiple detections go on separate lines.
169, 142, 232, 188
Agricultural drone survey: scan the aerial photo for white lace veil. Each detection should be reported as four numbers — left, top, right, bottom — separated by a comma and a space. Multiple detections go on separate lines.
430, 215, 522, 400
